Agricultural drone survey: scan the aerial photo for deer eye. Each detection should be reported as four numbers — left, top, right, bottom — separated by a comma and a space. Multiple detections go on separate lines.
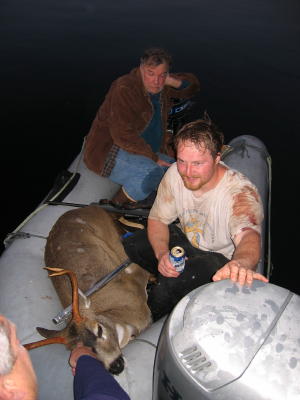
97, 324, 103, 338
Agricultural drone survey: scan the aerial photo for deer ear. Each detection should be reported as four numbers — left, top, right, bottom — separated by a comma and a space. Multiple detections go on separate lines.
116, 323, 138, 347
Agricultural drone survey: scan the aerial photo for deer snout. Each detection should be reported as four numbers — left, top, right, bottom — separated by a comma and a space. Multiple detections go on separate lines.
109, 354, 125, 375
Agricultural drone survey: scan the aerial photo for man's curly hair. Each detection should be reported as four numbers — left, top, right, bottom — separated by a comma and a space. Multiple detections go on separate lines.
173, 117, 224, 158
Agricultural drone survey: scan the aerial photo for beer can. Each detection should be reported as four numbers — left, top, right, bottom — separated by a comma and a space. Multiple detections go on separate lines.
169, 246, 185, 273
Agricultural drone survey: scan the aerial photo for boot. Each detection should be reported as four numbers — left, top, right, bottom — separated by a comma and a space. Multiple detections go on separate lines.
122, 191, 157, 210
111, 187, 136, 207
99, 187, 135, 208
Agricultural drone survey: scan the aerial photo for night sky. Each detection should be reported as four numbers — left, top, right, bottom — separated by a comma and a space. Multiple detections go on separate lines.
1, 0, 300, 293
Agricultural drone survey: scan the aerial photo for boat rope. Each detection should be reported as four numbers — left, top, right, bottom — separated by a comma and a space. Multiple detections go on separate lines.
4, 231, 48, 241
3, 138, 86, 248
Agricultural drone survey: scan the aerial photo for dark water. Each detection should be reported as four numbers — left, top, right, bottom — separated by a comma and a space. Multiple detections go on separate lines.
1, 0, 300, 293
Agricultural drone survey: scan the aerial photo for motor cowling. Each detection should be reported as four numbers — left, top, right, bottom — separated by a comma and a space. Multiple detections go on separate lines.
153, 280, 300, 400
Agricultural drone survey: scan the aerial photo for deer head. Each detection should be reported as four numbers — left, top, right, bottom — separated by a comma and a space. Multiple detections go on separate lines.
24, 267, 125, 375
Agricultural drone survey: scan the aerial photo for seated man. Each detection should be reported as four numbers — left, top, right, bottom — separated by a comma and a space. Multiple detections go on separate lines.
123, 118, 268, 321
84, 47, 200, 207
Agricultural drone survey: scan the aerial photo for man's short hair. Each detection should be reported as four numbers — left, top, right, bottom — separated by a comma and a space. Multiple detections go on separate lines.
140, 48, 172, 67
0, 321, 16, 375
173, 117, 224, 158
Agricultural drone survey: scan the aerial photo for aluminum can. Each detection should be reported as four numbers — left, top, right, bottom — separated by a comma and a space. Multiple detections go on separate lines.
169, 246, 185, 273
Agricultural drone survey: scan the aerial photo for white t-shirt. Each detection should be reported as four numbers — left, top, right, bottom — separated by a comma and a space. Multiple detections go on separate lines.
149, 162, 263, 260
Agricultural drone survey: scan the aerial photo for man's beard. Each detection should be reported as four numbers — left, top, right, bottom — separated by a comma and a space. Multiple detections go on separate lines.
180, 175, 204, 191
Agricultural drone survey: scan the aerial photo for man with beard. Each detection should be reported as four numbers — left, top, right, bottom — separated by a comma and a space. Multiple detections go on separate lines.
123, 118, 268, 321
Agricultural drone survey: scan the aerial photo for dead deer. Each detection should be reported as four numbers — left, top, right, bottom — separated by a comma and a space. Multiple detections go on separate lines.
24, 205, 152, 374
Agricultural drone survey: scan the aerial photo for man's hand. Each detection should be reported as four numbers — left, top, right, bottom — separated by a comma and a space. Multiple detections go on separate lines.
157, 158, 172, 167
69, 343, 97, 376
164, 75, 182, 89
158, 251, 180, 278
212, 260, 269, 286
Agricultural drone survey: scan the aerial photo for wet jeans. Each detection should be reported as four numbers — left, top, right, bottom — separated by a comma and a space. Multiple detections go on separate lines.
108, 149, 175, 201
123, 225, 229, 321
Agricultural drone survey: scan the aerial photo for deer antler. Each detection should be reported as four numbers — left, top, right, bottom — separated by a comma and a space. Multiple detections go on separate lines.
45, 267, 85, 324
24, 337, 66, 350
23, 267, 85, 350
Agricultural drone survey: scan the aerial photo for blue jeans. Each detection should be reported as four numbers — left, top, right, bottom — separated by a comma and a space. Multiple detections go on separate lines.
109, 149, 175, 201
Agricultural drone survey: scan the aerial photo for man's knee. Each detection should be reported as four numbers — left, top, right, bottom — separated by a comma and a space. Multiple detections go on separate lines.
141, 166, 165, 195
186, 252, 228, 277
147, 251, 229, 319
122, 230, 158, 274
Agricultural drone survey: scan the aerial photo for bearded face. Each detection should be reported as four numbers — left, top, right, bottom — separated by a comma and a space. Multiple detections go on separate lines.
176, 141, 220, 192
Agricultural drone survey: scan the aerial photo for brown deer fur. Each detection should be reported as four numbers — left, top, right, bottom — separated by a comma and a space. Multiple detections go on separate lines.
39, 204, 151, 374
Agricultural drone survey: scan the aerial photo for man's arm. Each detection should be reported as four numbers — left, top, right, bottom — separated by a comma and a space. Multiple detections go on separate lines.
212, 229, 268, 285
147, 218, 179, 277
232, 228, 261, 269
166, 72, 200, 98
70, 344, 130, 400
165, 75, 183, 88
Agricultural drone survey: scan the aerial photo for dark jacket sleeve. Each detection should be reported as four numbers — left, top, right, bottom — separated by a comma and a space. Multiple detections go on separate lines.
74, 356, 131, 400
166, 72, 200, 98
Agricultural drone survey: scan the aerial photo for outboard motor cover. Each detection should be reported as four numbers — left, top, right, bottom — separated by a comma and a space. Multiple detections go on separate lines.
153, 280, 300, 400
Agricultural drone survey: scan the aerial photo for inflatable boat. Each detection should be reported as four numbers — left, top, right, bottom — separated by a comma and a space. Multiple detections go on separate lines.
1, 134, 299, 399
